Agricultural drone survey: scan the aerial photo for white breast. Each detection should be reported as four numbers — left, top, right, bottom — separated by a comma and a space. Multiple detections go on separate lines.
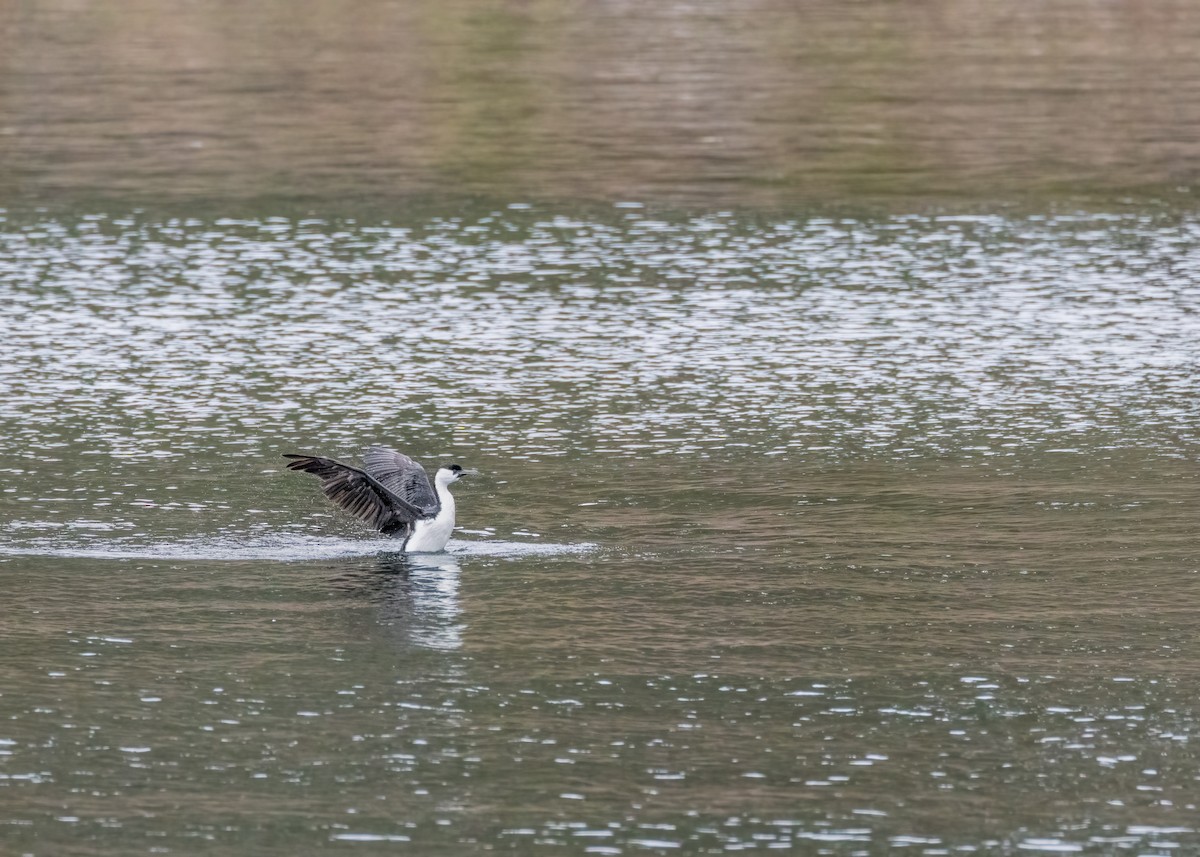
404, 485, 456, 552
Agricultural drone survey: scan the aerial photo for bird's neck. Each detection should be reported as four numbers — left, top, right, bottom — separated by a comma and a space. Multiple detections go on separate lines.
434, 480, 456, 520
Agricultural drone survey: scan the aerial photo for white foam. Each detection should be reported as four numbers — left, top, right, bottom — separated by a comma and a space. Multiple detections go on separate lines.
0, 534, 597, 563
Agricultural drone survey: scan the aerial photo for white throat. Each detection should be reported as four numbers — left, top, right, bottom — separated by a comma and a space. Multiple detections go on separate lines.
404, 472, 457, 552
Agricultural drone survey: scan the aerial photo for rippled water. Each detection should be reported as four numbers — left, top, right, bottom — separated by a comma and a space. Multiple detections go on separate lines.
2, 206, 1200, 854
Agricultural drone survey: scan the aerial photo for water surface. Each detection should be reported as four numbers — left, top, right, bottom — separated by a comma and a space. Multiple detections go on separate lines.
4, 1, 1200, 853
2, 207, 1199, 854
2, 0, 1200, 205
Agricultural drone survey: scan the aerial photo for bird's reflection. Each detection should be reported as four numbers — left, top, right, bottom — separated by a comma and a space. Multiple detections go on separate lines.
330, 551, 464, 651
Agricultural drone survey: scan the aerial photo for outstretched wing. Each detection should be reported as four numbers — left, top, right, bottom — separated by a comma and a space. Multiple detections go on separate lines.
283, 453, 428, 533
361, 446, 440, 516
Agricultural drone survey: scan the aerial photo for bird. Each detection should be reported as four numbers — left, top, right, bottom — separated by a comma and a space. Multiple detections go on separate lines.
283, 446, 469, 552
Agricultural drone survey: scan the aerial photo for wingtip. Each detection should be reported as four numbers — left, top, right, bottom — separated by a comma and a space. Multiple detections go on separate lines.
282, 453, 313, 470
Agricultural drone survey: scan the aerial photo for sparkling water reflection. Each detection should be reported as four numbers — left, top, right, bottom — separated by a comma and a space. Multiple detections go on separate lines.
3, 211, 1197, 473
1, 207, 1199, 854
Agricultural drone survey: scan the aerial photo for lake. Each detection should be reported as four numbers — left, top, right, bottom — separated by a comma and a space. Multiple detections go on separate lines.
2, 2, 1200, 855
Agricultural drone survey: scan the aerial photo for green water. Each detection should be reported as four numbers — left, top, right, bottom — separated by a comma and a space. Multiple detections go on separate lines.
2, 0, 1200, 206
3, 2, 1200, 855
3, 207, 1199, 855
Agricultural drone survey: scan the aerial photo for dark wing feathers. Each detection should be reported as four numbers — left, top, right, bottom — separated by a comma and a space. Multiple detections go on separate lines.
283, 453, 428, 533
362, 446, 440, 516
